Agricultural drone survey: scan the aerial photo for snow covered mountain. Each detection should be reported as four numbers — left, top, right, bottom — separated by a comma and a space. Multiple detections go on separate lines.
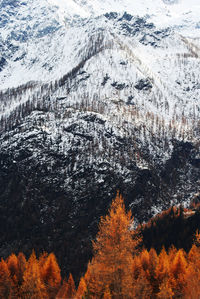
0, 0, 200, 89
0, 0, 199, 278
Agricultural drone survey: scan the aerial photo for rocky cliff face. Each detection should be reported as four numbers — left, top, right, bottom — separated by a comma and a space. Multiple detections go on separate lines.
0, 0, 199, 279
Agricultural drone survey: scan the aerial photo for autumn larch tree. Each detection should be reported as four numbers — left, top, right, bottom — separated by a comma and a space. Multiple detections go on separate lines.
76, 277, 87, 299
0, 258, 14, 299
7, 254, 19, 281
56, 279, 68, 299
148, 248, 158, 295
7, 253, 19, 293
170, 249, 187, 298
157, 278, 174, 299
132, 269, 152, 299
184, 264, 200, 299
21, 251, 47, 299
41, 253, 61, 298
16, 252, 27, 297
155, 247, 170, 293
85, 193, 142, 299
184, 243, 200, 299
66, 273, 76, 299
103, 285, 112, 299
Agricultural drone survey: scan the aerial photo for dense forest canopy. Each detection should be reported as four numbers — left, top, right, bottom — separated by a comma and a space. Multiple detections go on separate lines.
1, 195, 200, 298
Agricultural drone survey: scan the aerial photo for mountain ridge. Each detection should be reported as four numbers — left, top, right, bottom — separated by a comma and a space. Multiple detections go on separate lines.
0, 0, 199, 280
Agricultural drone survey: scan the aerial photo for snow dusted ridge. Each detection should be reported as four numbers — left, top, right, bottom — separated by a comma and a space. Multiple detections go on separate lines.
48, 0, 200, 27
0, 0, 199, 276
0, 0, 199, 203
0, 2, 199, 137
0, 0, 200, 90
48, 0, 200, 37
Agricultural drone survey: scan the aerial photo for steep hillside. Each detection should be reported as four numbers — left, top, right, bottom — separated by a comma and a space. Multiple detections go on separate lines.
0, 0, 199, 279
140, 200, 200, 252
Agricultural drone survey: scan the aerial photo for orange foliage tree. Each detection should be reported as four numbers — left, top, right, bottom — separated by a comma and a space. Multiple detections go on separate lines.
21, 251, 48, 299
170, 249, 187, 298
103, 285, 112, 299
56, 279, 69, 299
7, 254, 18, 281
157, 278, 174, 299
56, 273, 76, 299
40, 252, 61, 298
155, 247, 170, 291
0, 258, 14, 298
184, 243, 200, 299
76, 277, 87, 299
66, 273, 76, 299
17, 253, 27, 287
85, 193, 142, 298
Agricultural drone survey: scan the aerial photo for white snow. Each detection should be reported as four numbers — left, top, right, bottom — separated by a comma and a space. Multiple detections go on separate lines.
0, 0, 199, 151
